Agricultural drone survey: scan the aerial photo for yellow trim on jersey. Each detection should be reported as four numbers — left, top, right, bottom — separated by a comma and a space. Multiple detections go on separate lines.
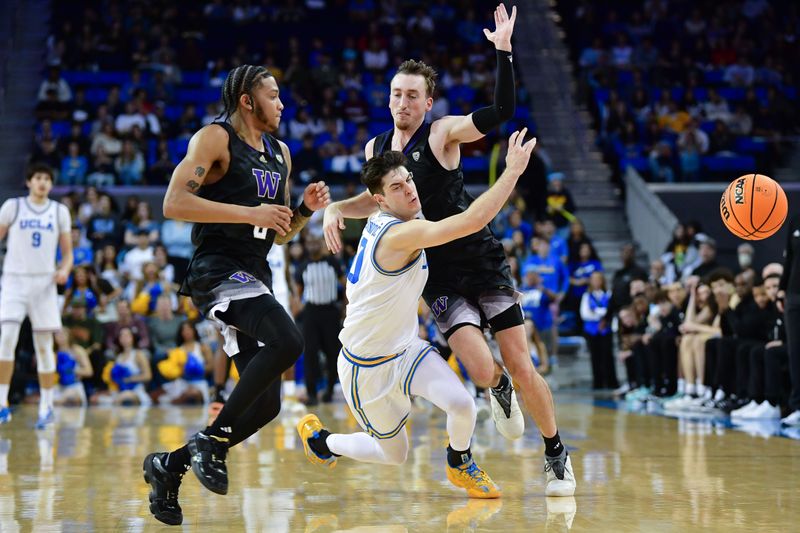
370, 220, 424, 276
350, 366, 409, 439
403, 345, 434, 396
341, 347, 406, 367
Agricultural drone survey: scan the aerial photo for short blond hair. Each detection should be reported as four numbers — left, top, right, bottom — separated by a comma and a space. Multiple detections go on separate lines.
395, 59, 437, 97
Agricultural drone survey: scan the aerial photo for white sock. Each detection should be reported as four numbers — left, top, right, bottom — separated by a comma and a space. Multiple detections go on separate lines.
327, 432, 409, 465
677, 379, 685, 395
39, 387, 54, 418
282, 380, 296, 398
0, 384, 8, 407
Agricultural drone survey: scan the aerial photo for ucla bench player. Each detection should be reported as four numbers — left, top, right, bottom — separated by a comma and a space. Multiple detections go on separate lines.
0, 163, 73, 429
297, 130, 534, 498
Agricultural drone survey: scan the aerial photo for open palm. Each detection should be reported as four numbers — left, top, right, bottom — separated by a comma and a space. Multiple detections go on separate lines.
483, 4, 517, 51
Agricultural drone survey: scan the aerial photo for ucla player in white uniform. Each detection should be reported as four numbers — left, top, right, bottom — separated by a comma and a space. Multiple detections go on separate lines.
298, 130, 536, 498
0, 164, 73, 427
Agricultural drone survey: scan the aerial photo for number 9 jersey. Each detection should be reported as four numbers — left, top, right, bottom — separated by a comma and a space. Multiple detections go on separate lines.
0, 197, 71, 275
339, 211, 428, 357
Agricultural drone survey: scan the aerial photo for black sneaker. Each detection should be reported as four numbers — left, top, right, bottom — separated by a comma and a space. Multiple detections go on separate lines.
143, 452, 184, 525
188, 432, 229, 495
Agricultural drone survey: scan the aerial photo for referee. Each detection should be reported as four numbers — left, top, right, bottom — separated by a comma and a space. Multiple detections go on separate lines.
295, 236, 344, 405
779, 214, 800, 426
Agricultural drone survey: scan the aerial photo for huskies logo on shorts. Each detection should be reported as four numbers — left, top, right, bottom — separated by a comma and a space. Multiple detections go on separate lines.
431, 296, 448, 318
229, 271, 257, 283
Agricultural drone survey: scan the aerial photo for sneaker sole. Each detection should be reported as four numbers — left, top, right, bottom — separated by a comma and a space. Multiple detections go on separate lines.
190, 459, 228, 495
142, 454, 183, 526
545, 482, 576, 497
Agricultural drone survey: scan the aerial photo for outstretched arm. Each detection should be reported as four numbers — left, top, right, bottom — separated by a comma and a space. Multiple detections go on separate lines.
162, 125, 294, 236
384, 129, 535, 254
323, 137, 380, 252
438, 4, 517, 145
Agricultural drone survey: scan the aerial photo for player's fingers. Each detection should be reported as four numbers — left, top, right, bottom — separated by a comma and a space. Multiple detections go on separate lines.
508, 130, 519, 146
499, 4, 508, 22
495, 7, 502, 26
483, 28, 492, 40
276, 205, 293, 216
524, 137, 537, 152
517, 127, 528, 147
510, 5, 517, 24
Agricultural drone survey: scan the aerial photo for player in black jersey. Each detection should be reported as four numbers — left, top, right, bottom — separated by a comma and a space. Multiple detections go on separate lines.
142, 65, 330, 525
323, 4, 575, 496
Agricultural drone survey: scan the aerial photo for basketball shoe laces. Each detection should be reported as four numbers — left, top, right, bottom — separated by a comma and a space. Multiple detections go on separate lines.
462, 461, 492, 485
544, 458, 565, 479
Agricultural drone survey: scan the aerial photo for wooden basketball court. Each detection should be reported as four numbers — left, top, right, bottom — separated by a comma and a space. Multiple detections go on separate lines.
0, 395, 797, 531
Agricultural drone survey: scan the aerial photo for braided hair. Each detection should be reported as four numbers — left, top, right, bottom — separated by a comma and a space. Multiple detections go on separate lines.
217, 65, 273, 121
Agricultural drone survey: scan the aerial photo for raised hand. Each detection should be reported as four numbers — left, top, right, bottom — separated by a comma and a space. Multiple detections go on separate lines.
504, 128, 536, 176
483, 3, 517, 52
249, 204, 293, 236
303, 181, 331, 212
323, 204, 346, 254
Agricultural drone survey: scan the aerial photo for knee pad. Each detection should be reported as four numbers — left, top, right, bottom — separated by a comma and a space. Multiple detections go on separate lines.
0, 323, 21, 362
33, 331, 56, 373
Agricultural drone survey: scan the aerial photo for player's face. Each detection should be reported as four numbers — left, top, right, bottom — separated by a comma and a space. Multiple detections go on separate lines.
389, 74, 433, 131
250, 76, 284, 133
26, 172, 53, 199
375, 166, 420, 220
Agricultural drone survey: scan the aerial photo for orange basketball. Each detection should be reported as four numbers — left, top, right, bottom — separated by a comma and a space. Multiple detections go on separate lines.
720, 174, 787, 240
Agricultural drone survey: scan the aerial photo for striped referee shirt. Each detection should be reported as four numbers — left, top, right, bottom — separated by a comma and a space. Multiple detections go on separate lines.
295, 257, 342, 305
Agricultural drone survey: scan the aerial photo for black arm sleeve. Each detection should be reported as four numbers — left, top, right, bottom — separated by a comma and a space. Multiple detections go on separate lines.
471, 50, 516, 134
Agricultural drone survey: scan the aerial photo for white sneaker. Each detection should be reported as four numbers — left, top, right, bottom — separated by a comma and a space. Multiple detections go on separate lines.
731, 400, 760, 418
739, 401, 781, 420
663, 395, 692, 411
781, 410, 800, 426
544, 451, 576, 497
489, 382, 524, 440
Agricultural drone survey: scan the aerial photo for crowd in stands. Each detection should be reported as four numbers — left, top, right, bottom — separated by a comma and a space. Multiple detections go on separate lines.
557, 0, 800, 183
30, 0, 531, 187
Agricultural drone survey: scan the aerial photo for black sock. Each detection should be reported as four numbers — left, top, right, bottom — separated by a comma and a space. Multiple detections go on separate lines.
543, 430, 564, 457
308, 429, 339, 458
164, 446, 190, 473
446, 445, 472, 468
492, 373, 510, 392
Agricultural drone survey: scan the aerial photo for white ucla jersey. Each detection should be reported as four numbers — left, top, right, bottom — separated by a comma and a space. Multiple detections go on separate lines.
340, 212, 428, 357
0, 197, 70, 275
267, 243, 290, 311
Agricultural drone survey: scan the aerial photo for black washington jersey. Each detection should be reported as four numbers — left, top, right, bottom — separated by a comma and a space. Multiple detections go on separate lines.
179, 121, 288, 308
373, 123, 508, 286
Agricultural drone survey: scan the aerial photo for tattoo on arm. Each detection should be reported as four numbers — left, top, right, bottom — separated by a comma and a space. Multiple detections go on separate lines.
194, 167, 206, 177
186, 180, 201, 193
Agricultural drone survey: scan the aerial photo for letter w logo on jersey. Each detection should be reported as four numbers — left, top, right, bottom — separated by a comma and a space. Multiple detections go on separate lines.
253, 169, 281, 199
431, 296, 448, 318
229, 271, 257, 283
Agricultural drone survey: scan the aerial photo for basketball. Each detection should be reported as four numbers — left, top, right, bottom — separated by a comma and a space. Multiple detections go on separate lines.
719, 174, 788, 240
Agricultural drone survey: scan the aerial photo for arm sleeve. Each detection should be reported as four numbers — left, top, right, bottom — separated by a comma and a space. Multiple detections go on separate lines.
471, 50, 516, 134
0, 199, 18, 226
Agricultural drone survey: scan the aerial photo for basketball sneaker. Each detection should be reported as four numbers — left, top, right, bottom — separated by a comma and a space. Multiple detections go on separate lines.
143, 452, 184, 526
187, 432, 229, 495
489, 376, 524, 440
0, 407, 10, 425
544, 448, 576, 497
296, 414, 337, 468
35, 408, 54, 430
446, 458, 501, 498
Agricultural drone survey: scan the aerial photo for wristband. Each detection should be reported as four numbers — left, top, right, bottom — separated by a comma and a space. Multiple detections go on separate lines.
298, 201, 314, 217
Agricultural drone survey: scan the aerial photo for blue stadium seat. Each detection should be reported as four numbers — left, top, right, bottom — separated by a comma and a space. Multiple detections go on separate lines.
461, 157, 488, 172
368, 121, 393, 137
704, 70, 725, 84
85, 88, 109, 104
621, 156, 649, 172
369, 107, 392, 121
693, 88, 708, 101
51, 120, 72, 137
168, 138, 190, 160
734, 137, 767, 153
701, 155, 755, 173
717, 87, 745, 101
181, 71, 206, 86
